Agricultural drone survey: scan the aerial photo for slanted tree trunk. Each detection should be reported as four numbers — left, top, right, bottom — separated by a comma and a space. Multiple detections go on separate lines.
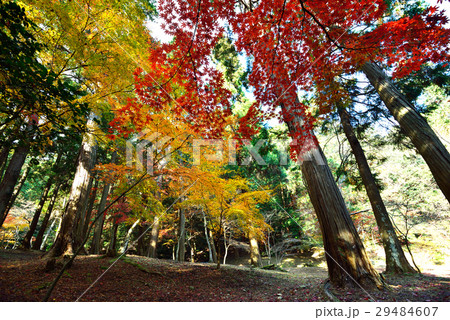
2, 166, 31, 224
40, 217, 58, 251
120, 219, 140, 254
278, 86, 384, 288
33, 183, 61, 250
338, 105, 417, 274
21, 178, 53, 249
148, 216, 160, 258
0, 143, 30, 227
46, 119, 97, 257
361, 61, 450, 203
176, 209, 186, 262
249, 229, 262, 267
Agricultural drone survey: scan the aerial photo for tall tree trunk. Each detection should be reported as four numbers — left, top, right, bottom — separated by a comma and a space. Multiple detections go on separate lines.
1, 166, 31, 225
73, 176, 94, 249
361, 61, 450, 203
90, 182, 112, 254
33, 183, 61, 250
148, 216, 159, 258
137, 224, 147, 256
202, 209, 215, 263
278, 88, 384, 288
22, 152, 63, 249
46, 119, 97, 257
176, 209, 186, 262
0, 143, 30, 227
120, 219, 140, 254
337, 106, 417, 274
81, 179, 99, 243
249, 229, 262, 267
209, 229, 217, 264
21, 178, 53, 249
106, 217, 119, 257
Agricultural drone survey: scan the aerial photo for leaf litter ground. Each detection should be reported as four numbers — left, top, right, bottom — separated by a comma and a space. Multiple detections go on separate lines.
0, 249, 448, 302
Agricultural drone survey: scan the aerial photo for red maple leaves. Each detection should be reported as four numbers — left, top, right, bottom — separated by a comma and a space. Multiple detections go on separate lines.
110, 0, 449, 157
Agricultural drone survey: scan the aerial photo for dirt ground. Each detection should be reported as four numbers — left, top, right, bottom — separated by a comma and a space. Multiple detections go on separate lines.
0, 249, 448, 302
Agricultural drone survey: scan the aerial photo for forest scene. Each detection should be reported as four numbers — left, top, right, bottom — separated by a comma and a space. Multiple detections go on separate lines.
0, 0, 449, 303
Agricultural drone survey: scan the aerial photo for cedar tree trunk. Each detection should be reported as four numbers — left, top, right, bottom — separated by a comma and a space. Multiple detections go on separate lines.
279, 93, 384, 289
46, 119, 97, 257
362, 61, 450, 203
338, 106, 416, 274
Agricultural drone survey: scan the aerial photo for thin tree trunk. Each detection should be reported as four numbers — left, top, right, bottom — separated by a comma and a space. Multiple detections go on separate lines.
21, 178, 53, 249
90, 151, 116, 255
40, 217, 57, 251
177, 209, 186, 262
105, 217, 119, 257
2, 166, 31, 225
361, 61, 450, 203
249, 229, 262, 267
209, 229, 217, 263
338, 105, 416, 274
90, 182, 111, 254
278, 86, 384, 288
0, 143, 30, 227
202, 209, 214, 263
148, 216, 159, 258
46, 118, 97, 257
33, 183, 61, 250
120, 219, 140, 254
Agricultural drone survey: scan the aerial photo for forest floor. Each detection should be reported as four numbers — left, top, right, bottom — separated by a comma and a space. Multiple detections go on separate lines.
0, 249, 449, 302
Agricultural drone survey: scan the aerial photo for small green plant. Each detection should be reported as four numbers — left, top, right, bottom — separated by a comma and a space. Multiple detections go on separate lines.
432, 251, 445, 265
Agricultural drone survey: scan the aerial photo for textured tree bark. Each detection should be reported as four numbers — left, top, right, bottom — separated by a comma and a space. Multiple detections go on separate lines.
80, 179, 99, 243
72, 176, 94, 249
279, 93, 384, 289
177, 209, 186, 262
249, 230, 262, 267
21, 178, 53, 249
33, 183, 61, 250
338, 106, 417, 274
148, 216, 160, 258
362, 61, 450, 203
46, 119, 97, 257
0, 143, 30, 227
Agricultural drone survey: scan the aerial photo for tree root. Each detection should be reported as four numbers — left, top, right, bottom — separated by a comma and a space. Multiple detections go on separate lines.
323, 279, 340, 302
